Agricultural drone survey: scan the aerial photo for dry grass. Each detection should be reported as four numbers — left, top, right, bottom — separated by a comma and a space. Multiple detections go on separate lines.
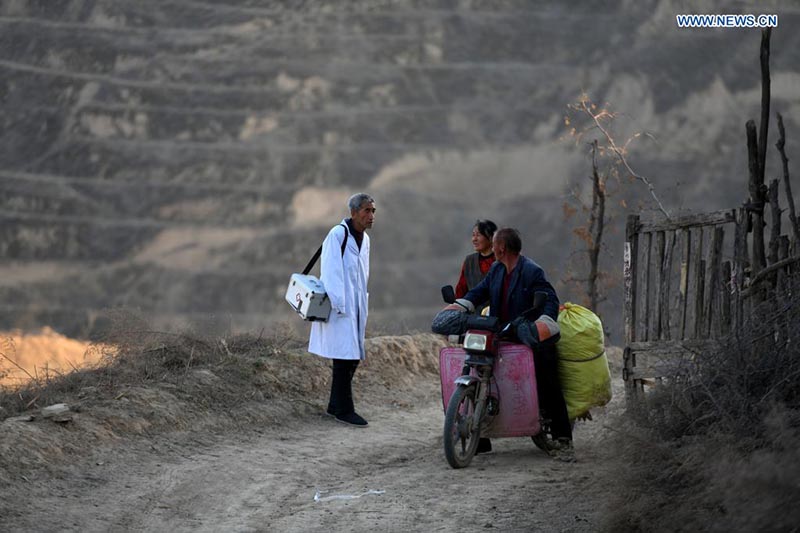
0, 310, 310, 417
600, 273, 800, 532
0, 310, 444, 489
0, 311, 333, 487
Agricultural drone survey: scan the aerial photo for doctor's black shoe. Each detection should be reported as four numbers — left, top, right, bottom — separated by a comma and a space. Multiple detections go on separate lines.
335, 412, 368, 427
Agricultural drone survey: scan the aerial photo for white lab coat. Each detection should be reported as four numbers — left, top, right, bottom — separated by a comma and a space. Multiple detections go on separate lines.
308, 220, 370, 360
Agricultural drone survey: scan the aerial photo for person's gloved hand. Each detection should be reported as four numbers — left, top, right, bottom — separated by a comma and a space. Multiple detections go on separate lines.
431, 309, 469, 335
510, 315, 528, 333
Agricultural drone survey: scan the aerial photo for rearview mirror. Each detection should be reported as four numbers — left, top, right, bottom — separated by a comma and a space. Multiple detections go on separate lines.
522, 291, 549, 321
441, 285, 456, 304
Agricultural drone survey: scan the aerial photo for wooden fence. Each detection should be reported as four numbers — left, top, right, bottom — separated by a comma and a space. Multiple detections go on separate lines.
622, 207, 797, 392
620, 29, 800, 395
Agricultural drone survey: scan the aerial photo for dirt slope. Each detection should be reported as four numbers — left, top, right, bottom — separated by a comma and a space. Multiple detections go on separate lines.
0, 335, 623, 532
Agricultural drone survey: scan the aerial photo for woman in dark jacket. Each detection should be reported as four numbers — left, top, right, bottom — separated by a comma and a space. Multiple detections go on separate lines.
454, 219, 497, 299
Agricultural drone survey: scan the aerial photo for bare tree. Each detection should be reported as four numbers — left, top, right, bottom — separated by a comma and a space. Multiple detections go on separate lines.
563, 96, 670, 314
572, 95, 670, 220
586, 140, 606, 311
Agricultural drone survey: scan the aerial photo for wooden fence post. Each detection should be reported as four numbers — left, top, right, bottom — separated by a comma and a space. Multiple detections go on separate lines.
624, 215, 640, 391
659, 231, 675, 340
706, 227, 724, 337
733, 208, 749, 330
689, 228, 704, 338
641, 232, 652, 342
768, 179, 781, 266
721, 261, 732, 335
748, 120, 767, 278
679, 229, 691, 340
653, 231, 665, 339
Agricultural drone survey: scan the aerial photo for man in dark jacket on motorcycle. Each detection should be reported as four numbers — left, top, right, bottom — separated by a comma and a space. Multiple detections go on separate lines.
462, 227, 573, 459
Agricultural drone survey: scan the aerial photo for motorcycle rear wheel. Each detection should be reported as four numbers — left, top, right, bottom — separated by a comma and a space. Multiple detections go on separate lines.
443, 384, 481, 469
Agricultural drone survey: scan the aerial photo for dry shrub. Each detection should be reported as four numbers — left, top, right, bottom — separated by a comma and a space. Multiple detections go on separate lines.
601, 272, 800, 532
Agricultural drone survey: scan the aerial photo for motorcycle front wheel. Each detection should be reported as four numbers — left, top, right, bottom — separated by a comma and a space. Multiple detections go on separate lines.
443, 384, 481, 469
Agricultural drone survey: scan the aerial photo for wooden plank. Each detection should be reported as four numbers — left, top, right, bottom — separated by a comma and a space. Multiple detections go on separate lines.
638, 209, 735, 233
705, 227, 724, 337
648, 231, 664, 341
768, 179, 781, 265
679, 229, 691, 340
778, 236, 790, 292
628, 351, 699, 380
688, 227, 704, 339
658, 231, 675, 340
652, 232, 664, 340
640, 232, 653, 342
721, 261, 732, 335
695, 259, 706, 339
733, 208, 748, 330
629, 339, 721, 354
627, 339, 722, 379
624, 215, 640, 394
626, 352, 687, 381
623, 215, 640, 347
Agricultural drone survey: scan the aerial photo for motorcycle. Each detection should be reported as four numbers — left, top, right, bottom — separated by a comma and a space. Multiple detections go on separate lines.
438, 286, 557, 469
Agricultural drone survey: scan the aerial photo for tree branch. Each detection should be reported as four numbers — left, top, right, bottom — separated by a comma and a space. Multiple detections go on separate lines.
579, 99, 671, 219
758, 28, 772, 186
776, 113, 800, 248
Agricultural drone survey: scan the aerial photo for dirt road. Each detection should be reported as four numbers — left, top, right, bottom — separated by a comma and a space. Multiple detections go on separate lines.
3, 378, 616, 533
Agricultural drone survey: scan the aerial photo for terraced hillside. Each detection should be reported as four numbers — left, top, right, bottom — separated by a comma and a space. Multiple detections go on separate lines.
1, 0, 799, 336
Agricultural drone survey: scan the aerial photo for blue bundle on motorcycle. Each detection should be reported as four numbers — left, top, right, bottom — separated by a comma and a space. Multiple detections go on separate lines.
431, 309, 469, 335
514, 315, 560, 348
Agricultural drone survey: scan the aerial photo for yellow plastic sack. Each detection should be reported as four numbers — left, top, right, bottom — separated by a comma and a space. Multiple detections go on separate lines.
556, 303, 612, 420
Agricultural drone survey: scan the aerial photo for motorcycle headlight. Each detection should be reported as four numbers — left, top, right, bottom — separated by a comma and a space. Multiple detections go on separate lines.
463, 332, 488, 352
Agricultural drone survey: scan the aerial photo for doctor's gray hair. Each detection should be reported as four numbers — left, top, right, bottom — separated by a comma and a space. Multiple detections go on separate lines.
348, 193, 375, 212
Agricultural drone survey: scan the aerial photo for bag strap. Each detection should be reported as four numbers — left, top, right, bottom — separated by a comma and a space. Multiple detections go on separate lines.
302, 223, 348, 275
559, 350, 606, 363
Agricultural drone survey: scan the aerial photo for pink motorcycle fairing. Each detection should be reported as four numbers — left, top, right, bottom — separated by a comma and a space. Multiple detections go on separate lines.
440, 343, 541, 438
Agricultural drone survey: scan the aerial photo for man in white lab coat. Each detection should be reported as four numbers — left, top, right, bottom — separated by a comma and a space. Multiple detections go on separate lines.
309, 193, 375, 427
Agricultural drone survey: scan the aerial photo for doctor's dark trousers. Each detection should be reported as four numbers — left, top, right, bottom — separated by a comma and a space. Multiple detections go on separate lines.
328, 359, 360, 416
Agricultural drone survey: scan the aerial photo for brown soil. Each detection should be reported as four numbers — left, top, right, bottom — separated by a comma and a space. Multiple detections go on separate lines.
0, 335, 623, 532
